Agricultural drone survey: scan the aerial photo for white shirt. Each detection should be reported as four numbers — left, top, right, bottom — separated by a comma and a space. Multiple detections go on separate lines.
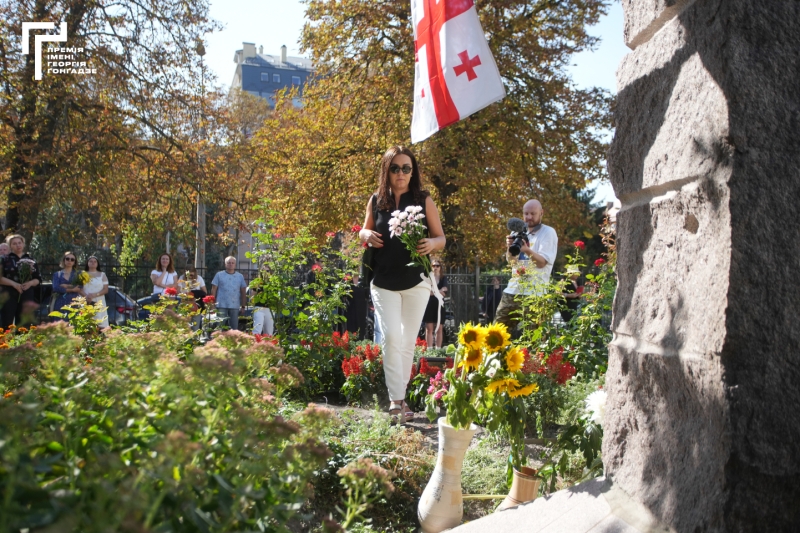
151, 270, 178, 295
504, 224, 558, 296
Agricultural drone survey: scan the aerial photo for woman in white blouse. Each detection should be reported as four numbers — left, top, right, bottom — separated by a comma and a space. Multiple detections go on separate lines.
83, 256, 109, 328
151, 253, 178, 297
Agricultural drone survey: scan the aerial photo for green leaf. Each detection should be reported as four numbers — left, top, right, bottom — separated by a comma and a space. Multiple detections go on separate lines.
43, 411, 66, 422
47, 441, 64, 452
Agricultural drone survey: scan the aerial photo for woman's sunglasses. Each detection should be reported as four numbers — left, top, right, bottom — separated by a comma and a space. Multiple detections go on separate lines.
389, 164, 413, 175
433, 264, 441, 268
64, 257, 76, 262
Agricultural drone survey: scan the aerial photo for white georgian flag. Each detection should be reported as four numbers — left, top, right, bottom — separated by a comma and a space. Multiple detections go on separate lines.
411, 0, 506, 143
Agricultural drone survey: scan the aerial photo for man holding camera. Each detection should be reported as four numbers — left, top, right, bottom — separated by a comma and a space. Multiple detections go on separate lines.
495, 199, 558, 331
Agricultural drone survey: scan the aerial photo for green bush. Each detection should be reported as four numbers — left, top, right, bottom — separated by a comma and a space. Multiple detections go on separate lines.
0, 320, 334, 533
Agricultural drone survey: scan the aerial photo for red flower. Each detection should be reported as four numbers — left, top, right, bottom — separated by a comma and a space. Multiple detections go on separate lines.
445, 357, 454, 369
312, 264, 323, 273
332, 331, 350, 348
352, 224, 362, 233
516, 266, 526, 276
342, 355, 364, 377
574, 240, 585, 250
273, 233, 281, 239
202, 295, 215, 304
594, 258, 606, 267
164, 287, 178, 296
326, 231, 336, 238
300, 339, 312, 348
415, 337, 427, 349
344, 274, 352, 282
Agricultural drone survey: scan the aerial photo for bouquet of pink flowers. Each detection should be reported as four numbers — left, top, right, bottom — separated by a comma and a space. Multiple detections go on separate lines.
388, 205, 431, 274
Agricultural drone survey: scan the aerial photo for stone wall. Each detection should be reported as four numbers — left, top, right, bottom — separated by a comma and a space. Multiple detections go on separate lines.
605, 1, 800, 531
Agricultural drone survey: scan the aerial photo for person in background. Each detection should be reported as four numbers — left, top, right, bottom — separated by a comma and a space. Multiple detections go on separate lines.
151, 253, 178, 298
211, 256, 247, 330
52, 251, 83, 314
482, 276, 504, 323
423, 260, 448, 348
342, 273, 367, 339
83, 256, 109, 328
560, 265, 584, 323
179, 267, 207, 330
495, 199, 558, 332
0, 234, 42, 327
0, 242, 11, 318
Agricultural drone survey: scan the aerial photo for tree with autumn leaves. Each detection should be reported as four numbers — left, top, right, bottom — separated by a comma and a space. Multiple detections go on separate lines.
254, 0, 613, 263
0, 0, 272, 258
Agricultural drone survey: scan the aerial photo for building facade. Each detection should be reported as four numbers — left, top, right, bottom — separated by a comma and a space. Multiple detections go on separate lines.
231, 42, 313, 108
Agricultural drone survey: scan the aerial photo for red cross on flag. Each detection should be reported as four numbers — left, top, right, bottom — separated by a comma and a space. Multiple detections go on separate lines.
411, 0, 506, 143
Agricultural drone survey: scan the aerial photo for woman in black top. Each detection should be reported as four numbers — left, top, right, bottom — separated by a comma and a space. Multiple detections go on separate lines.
0, 234, 43, 327
423, 260, 449, 348
359, 146, 446, 423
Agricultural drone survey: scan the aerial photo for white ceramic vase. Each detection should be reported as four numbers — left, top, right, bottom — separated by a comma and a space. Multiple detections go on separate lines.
417, 418, 477, 533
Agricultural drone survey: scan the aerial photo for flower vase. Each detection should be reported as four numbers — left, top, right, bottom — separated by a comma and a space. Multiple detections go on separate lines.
496, 466, 540, 512
417, 418, 477, 533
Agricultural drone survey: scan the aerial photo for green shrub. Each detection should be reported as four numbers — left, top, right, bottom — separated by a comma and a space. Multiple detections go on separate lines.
0, 320, 334, 533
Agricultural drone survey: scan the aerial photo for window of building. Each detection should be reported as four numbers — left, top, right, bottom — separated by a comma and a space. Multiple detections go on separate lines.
273, 73, 280, 83
260, 72, 269, 81
292, 76, 301, 85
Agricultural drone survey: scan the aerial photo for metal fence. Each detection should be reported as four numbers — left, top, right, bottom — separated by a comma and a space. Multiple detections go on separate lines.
440, 266, 511, 326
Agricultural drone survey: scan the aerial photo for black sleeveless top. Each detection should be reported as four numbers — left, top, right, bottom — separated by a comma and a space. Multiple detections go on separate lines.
372, 191, 428, 291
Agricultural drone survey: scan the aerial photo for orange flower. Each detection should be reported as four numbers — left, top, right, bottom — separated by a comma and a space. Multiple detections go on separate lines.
85, 356, 93, 364
8, 325, 15, 331
30, 325, 37, 330
3, 391, 12, 398
0, 343, 9, 350
17, 327, 27, 334
36, 342, 43, 348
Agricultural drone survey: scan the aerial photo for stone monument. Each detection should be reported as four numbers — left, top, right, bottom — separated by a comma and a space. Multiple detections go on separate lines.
605, 0, 800, 531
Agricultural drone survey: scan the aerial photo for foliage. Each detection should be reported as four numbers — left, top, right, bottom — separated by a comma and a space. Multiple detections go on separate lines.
0, 317, 335, 532
336, 458, 395, 530
254, 0, 613, 261
538, 379, 605, 494
405, 352, 454, 412
246, 207, 360, 397
340, 340, 386, 406
309, 408, 435, 532
518, 233, 616, 377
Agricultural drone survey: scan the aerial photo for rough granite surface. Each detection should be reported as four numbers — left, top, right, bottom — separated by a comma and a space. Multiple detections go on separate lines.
606, 0, 800, 531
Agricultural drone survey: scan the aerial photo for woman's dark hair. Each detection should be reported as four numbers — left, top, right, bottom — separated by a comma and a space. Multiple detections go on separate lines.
85, 255, 103, 272
375, 145, 428, 211
155, 253, 175, 273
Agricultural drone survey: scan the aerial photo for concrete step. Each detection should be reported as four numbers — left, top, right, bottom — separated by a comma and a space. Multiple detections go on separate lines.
449, 477, 671, 533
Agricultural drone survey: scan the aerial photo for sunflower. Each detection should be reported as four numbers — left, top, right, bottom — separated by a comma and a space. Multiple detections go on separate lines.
460, 347, 483, 371
508, 382, 539, 398
458, 322, 486, 350
484, 323, 511, 352
486, 378, 520, 395
505, 346, 524, 372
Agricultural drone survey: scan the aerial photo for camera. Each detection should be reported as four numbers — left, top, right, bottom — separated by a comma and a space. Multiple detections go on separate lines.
506, 218, 529, 257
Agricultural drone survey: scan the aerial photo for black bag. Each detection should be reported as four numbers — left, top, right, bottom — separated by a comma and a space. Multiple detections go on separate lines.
359, 195, 378, 289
